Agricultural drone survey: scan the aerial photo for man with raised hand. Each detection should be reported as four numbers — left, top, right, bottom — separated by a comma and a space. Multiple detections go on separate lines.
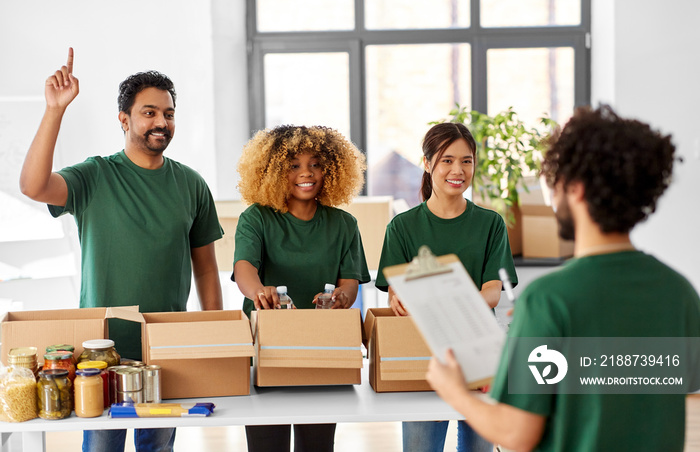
426, 105, 700, 452
20, 48, 224, 452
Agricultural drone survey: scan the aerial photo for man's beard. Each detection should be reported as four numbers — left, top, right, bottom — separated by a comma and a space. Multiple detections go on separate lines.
555, 195, 575, 241
139, 128, 172, 153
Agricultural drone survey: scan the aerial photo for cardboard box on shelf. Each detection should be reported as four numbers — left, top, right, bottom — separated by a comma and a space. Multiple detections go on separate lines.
251, 309, 363, 387
363, 308, 433, 393
0, 306, 140, 366
518, 177, 574, 259
139, 310, 254, 399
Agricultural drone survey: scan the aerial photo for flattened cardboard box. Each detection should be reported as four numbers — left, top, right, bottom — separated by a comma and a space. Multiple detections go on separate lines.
363, 308, 433, 393
0, 306, 140, 366
140, 310, 254, 399
252, 309, 363, 387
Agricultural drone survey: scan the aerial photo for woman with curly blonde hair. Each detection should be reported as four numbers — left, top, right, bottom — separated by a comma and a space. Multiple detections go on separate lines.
232, 125, 370, 452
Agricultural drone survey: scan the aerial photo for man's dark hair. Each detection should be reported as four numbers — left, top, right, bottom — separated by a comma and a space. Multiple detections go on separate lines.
118, 71, 176, 114
541, 105, 676, 233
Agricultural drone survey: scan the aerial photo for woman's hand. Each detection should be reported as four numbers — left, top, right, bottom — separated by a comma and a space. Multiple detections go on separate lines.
388, 286, 409, 316
254, 286, 279, 310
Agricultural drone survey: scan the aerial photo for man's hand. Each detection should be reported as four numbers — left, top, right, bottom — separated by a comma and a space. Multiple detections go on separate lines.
45, 47, 79, 110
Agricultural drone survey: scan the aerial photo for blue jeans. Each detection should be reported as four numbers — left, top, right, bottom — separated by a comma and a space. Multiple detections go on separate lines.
83, 428, 176, 452
403, 420, 492, 452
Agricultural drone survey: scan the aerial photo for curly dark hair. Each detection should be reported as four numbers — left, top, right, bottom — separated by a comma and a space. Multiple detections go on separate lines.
237, 125, 366, 213
118, 71, 176, 114
541, 105, 676, 233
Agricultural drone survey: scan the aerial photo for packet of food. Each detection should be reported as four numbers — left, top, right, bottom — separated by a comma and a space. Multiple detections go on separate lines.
0, 366, 38, 422
109, 402, 215, 418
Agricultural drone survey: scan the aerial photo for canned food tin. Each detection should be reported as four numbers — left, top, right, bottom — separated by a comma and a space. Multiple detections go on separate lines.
107, 365, 131, 406
116, 390, 144, 404
116, 367, 142, 392
143, 365, 162, 403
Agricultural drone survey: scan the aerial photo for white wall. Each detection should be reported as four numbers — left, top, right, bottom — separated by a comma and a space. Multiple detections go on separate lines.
592, 0, 700, 290
0, 0, 248, 199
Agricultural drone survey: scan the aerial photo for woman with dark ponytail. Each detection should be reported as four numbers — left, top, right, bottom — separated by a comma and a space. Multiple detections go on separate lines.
375, 122, 517, 452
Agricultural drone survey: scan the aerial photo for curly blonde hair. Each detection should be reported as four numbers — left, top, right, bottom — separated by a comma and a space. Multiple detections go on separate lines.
237, 125, 366, 213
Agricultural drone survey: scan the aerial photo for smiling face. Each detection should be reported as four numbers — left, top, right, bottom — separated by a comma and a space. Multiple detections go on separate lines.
119, 86, 175, 155
287, 152, 324, 203
426, 138, 475, 199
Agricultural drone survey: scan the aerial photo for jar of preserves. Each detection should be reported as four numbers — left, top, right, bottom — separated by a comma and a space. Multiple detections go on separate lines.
78, 361, 109, 408
37, 369, 72, 420
45, 344, 77, 365
78, 340, 120, 367
74, 369, 104, 418
43, 351, 76, 383
8, 347, 38, 378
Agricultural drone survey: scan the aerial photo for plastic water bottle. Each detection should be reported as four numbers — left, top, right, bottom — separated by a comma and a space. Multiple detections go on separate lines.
276, 286, 294, 309
316, 283, 335, 309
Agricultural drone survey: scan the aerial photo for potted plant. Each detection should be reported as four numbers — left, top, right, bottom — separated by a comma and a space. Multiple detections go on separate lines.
431, 105, 558, 255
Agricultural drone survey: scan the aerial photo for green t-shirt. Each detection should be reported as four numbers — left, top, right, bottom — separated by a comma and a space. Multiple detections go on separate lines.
49, 151, 223, 359
490, 251, 700, 451
232, 203, 371, 317
375, 200, 517, 291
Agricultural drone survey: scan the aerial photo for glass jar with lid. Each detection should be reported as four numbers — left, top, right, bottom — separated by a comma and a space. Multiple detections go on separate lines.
37, 369, 72, 420
74, 368, 104, 418
43, 351, 76, 383
78, 340, 120, 367
46, 344, 77, 364
78, 361, 109, 408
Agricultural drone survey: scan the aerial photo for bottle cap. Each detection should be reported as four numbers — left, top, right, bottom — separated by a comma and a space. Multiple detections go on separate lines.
276, 286, 287, 294
78, 360, 108, 370
44, 351, 73, 361
324, 283, 335, 292
82, 339, 115, 349
76, 368, 102, 377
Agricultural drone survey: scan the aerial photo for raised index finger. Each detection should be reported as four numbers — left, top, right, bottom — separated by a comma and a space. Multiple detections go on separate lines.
66, 47, 74, 74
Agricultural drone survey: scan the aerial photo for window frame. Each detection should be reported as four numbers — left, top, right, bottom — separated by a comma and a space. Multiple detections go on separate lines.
247, 0, 591, 167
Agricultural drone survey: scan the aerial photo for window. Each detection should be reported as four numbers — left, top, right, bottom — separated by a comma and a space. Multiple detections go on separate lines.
247, 0, 590, 205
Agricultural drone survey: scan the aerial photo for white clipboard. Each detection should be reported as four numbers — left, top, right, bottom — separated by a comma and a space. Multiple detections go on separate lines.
383, 246, 505, 389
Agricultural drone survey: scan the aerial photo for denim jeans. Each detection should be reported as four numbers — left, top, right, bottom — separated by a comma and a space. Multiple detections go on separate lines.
403, 420, 492, 452
82, 428, 176, 452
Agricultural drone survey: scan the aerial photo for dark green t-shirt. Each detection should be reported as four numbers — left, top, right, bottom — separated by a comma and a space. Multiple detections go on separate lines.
490, 251, 700, 451
232, 203, 371, 317
49, 151, 223, 359
375, 200, 517, 291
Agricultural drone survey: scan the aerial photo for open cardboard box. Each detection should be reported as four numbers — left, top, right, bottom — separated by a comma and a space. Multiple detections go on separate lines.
1, 307, 254, 399
0, 306, 140, 366
251, 309, 363, 387
138, 310, 254, 399
363, 308, 433, 393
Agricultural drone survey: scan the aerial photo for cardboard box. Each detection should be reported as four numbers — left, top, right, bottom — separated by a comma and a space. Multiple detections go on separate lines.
338, 196, 393, 271
0, 306, 139, 366
138, 310, 255, 399
213, 200, 249, 272
519, 177, 574, 259
251, 309, 363, 387
363, 308, 433, 393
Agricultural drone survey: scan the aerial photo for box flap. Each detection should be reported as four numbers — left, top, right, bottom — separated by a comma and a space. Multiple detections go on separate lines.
145, 317, 254, 360
376, 317, 432, 381
256, 310, 363, 369
105, 306, 144, 324
362, 307, 395, 348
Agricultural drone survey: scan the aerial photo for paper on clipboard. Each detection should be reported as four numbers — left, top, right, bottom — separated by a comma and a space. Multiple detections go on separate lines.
383, 246, 505, 388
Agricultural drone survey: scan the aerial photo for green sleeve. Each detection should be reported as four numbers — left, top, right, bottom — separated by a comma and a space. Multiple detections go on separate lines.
189, 179, 224, 248
232, 206, 264, 275
49, 157, 102, 217
339, 218, 371, 283
483, 214, 518, 286
375, 220, 409, 291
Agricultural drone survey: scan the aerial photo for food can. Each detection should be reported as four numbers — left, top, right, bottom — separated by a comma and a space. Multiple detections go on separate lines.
107, 365, 131, 406
143, 365, 162, 403
116, 367, 143, 404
